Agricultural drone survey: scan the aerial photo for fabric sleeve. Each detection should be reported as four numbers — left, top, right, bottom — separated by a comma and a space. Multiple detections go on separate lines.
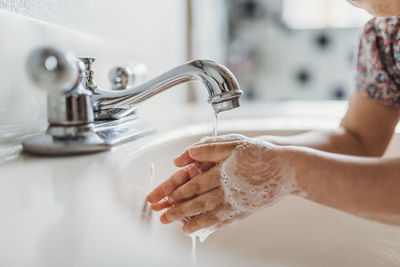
355, 18, 400, 108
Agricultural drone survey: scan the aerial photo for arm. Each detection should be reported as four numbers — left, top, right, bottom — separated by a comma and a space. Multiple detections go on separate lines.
147, 95, 400, 233
288, 145, 400, 225
258, 93, 400, 156
147, 135, 400, 234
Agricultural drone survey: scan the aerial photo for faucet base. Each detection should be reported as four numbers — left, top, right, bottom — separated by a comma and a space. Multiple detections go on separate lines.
22, 117, 156, 156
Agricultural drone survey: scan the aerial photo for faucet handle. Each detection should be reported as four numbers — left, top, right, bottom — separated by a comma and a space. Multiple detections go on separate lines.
79, 57, 97, 90
27, 47, 82, 93
108, 66, 134, 90
108, 63, 147, 90
79, 57, 95, 68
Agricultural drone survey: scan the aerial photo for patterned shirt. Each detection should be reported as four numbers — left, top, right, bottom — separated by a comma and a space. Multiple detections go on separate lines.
356, 16, 400, 108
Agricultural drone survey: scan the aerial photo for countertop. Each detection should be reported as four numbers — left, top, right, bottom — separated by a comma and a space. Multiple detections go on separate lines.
1, 100, 399, 267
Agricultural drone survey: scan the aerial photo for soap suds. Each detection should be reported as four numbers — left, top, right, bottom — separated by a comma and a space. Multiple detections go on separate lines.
185, 135, 307, 262
199, 135, 306, 226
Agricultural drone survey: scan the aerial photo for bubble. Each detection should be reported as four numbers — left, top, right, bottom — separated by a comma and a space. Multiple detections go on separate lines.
217, 135, 307, 228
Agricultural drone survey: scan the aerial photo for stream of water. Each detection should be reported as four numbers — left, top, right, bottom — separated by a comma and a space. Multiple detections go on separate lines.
189, 113, 220, 265
213, 113, 219, 138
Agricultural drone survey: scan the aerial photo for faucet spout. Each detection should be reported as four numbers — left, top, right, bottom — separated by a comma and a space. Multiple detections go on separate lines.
24, 46, 243, 155
92, 60, 243, 118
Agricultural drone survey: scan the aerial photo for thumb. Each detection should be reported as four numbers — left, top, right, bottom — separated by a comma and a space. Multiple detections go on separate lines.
188, 141, 241, 162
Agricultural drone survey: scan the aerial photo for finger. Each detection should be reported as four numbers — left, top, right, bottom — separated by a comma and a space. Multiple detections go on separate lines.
195, 135, 245, 145
182, 204, 249, 234
147, 161, 213, 204
173, 150, 195, 167
182, 204, 250, 234
189, 162, 214, 177
147, 167, 190, 204
151, 200, 173, 211
174, 137, 243, 167
169, 164, 221, 202
160, 188, 224, 224
147, 163, 198, 204
188, 141, 241, 162
181, 204, 231, 234
174, 152, 217, 168
174, 139, 216, 167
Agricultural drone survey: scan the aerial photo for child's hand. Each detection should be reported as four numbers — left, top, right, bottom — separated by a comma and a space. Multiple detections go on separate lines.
147, 135, 302, 234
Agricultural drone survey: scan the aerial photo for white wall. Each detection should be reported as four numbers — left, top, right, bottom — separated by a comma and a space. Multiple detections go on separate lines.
189, 0, 229, 103
0, 0, 187, 74
0, 0, 187, 130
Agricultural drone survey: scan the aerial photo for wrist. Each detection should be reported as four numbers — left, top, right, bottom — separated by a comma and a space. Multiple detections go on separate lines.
277, 145, 314, 198
255, 135, 290, 146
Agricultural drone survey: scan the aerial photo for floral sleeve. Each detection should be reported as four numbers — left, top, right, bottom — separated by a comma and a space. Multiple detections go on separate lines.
356, 17, 400, 108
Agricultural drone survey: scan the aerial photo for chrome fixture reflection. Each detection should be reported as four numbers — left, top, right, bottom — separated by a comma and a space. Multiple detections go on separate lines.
23, 47, 243, 155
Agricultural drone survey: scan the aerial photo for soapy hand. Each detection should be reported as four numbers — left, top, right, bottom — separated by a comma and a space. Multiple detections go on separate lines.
147, 134, 304, 234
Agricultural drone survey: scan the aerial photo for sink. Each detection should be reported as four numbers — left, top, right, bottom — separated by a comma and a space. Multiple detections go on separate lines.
115, 127, 400, 267
0, 123, 399, 267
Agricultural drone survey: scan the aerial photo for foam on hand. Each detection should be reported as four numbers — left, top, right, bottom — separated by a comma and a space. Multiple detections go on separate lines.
185, 134, 307, 263
220, 139, 300, 213
204, 135, 306, 226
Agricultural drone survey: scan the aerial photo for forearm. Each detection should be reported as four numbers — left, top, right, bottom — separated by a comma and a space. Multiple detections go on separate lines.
257, 94, 400, 156
287, 146, 400, 225
257, 127, 370, 156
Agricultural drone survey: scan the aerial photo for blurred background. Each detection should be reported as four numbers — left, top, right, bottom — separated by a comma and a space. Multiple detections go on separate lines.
0, 0, 372, 128
189, 0, 371, 103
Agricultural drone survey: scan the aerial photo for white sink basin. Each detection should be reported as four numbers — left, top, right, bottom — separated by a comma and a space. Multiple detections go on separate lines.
0, 124, 399, 267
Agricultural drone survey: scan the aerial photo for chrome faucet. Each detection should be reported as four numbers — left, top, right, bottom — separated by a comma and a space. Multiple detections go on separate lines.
22, 47, 243, 155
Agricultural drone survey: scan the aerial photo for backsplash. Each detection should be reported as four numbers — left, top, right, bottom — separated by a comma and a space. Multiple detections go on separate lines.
0, 0, 187, 131
0, 10, 126, 128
